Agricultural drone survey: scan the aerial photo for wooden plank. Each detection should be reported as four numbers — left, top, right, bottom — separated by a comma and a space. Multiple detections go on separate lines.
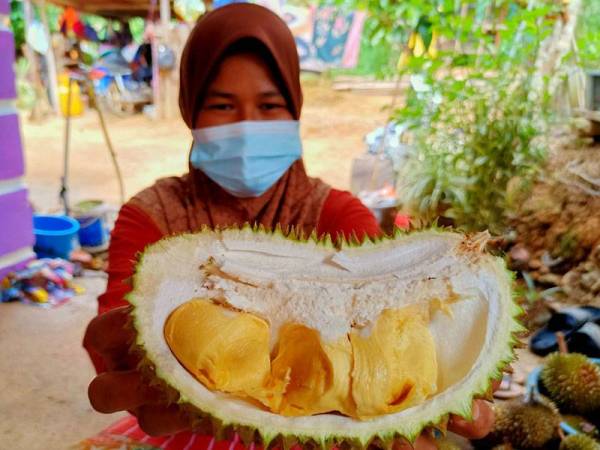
47, 0, 173, 17
333, 80, 408, 95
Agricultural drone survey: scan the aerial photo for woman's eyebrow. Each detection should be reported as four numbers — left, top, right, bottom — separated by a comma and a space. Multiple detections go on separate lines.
206, 90, 235, 99
260, 91, 284, 98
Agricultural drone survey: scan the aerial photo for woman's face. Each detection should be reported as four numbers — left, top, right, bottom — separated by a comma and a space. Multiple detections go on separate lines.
195, 52, 294, 128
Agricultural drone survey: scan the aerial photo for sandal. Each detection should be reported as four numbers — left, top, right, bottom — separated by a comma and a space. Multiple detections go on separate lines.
529, 306, 600, 356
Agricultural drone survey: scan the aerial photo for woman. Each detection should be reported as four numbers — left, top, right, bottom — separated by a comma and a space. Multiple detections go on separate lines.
83, 4, 494, 449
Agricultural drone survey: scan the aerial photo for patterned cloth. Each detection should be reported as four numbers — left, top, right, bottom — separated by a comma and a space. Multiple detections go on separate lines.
77, 416, 251, 450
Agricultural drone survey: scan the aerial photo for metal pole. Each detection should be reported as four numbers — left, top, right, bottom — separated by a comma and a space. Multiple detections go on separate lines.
89, 82, 126, 205
60, 76, 72, 215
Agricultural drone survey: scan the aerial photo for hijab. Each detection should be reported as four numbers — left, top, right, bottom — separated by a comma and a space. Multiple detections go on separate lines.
129, 3, 331, 237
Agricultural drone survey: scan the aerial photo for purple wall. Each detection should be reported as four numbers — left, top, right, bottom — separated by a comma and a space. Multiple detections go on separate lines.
0, 189, 34, 256
0, 114, 25, 179
0, 13, 35, 279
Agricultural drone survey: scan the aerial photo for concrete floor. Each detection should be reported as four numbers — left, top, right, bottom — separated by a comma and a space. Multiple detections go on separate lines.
0, 276, 126, 450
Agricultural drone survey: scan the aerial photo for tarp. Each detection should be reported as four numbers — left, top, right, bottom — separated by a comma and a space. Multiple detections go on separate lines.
213, 0, 366, 71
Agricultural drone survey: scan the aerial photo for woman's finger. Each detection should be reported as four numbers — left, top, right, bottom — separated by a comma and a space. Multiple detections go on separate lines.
83, 306, 133, 356
447, 400, 495, 440
83, 306, 136, 370
88, 370, 161, 413
136, 403, 192, 436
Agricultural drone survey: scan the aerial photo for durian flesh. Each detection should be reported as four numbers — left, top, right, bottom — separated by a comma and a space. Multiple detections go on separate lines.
164, 300, 437, 419
129, 228, 522, 447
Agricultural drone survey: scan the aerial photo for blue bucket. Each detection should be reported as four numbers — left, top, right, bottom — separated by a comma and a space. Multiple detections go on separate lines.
73, 200, 109, 250
33, 215, 80, 260
77, 216, 108, 248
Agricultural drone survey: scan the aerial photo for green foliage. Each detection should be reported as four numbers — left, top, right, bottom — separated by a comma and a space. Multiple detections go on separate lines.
576, 0, 600, 69
9, 0, 25, 51
325, 0, 576, 233
390, 3, 562, 234
329, 0, 565, 234
397, 69, 550, 234
15, 57, 36, 111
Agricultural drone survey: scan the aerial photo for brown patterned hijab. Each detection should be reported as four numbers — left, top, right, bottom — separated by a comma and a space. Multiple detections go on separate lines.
129, 3, 330, 237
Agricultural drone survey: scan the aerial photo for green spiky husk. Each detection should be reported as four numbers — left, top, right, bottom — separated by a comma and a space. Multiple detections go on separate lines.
477, 396, 560, 449
560, 434, 600, 450
541, 353, 600, 415
126, 227, 524, 449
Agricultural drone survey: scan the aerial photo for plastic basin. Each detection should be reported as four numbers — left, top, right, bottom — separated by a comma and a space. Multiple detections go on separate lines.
33, 214, 80, 260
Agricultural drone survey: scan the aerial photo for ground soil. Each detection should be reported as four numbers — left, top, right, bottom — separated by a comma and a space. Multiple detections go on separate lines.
508, 131, 600, 308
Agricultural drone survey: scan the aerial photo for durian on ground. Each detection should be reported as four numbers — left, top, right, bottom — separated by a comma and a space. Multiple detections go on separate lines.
541, 352, 600, 415
476, 395, 560, 449
128, 228, 523, 448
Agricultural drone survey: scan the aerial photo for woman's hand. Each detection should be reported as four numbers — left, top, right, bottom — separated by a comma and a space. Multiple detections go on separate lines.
84, 306, 192, 436
395, 380, 499, 449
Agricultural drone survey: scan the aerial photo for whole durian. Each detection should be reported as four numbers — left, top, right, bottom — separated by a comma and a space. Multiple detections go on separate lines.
541, 353, 600, 414
480, 396, 560, 449
559, 434, 600, 450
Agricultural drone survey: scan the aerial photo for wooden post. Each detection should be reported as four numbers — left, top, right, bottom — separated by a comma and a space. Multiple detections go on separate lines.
36, 0, 60, 114
160, 0, 171, 25
156, 0, 179, 119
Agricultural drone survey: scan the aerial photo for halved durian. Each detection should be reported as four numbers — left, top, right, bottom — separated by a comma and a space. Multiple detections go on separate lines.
128, 228, 522, 448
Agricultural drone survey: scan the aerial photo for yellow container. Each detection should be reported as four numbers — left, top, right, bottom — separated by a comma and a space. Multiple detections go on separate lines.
58, 73, 84, 117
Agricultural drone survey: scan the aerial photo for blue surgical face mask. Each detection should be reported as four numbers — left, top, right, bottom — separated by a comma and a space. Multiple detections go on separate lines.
190, 120, 303, 198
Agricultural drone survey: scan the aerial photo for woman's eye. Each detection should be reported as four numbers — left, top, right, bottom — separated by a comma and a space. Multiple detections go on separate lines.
260, 103, 285, 111
206, 103, 234, 111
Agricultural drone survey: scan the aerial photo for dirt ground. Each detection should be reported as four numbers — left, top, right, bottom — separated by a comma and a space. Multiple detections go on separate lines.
0, 79, 393, 450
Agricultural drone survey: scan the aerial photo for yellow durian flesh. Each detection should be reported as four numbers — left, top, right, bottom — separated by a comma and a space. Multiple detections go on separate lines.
164, 299, 438, 420
350, 306, 438, 418
164, 299, 271, 395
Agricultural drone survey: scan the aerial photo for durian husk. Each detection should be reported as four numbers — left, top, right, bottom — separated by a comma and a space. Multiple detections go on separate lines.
475, 395, 560, 449
559, 434, 600, 450
541, 353, 600, 415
